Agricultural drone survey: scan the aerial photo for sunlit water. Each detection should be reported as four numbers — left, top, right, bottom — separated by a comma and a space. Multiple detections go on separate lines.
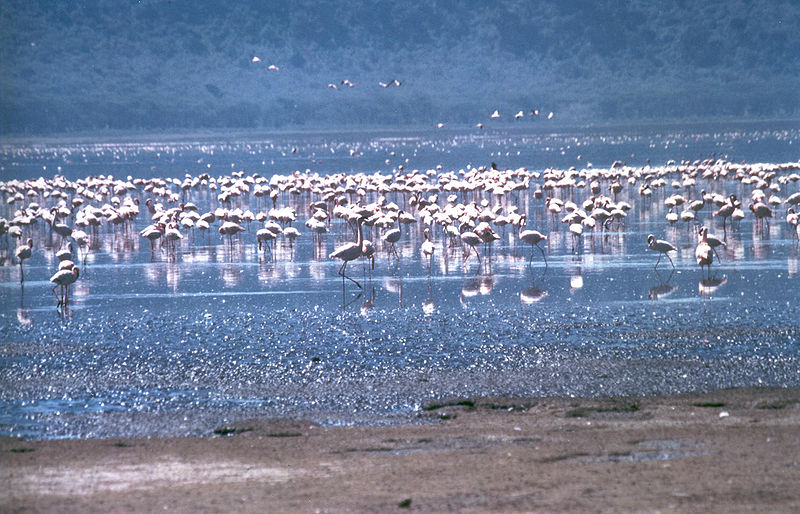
1, 122, 799, 438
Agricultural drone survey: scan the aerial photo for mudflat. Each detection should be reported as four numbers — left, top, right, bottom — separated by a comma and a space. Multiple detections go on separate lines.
2, 387, 799, 512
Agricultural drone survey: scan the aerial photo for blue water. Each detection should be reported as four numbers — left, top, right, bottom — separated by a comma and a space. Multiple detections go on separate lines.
1, 121, 799, 438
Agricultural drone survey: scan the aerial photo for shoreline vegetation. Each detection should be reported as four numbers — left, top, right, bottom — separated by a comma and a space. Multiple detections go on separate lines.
3, 386, 799, 511
2, 2, 799, 135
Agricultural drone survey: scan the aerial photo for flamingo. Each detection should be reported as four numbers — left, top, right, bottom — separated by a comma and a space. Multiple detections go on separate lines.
750, 201, 772, 230
696, 227, 714, 279
329, 217, 365, 288
49, 265, 79, 306
15, 238, 33, 283
219, 221, 245, 248
256, 228, 277, 254
460, 230, 482, 266
518, 216, 547, 266
420, 228, 434, 272
713, 194, 737, 236
704, 230, 726, 263
361, 236, 375, 272
381, 226, 401, 259
647, 234, 677, 269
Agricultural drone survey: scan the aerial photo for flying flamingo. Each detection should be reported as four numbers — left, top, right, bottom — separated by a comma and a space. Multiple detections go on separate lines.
647, 234, 677, 269
329, 217, 365, 288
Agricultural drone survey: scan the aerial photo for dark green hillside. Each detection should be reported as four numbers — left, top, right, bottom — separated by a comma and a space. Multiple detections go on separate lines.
1, 0, 798, 134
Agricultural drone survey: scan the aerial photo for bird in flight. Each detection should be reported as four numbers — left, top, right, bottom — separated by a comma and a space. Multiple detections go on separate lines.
379, 79, 402, 88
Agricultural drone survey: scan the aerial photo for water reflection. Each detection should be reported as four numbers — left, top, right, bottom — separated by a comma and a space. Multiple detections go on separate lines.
0, 131, 798, 323
383, 276, 404, 307
460, 275, 494, 307
698, 277, 727, 298
649, 269, 678, 300
360, 285, 376, 316
422, 278, 435, 314
520, 270, 548, 304
16, 290, 31, 325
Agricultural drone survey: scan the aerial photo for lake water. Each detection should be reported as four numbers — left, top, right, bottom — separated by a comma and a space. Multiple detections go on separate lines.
1, 121, 799, 439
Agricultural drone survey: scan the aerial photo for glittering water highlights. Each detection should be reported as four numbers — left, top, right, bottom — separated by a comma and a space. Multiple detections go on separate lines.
1, 122, 799, 439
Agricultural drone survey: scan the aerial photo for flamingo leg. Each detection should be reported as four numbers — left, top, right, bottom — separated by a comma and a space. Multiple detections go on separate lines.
666, 253, 675, 269
655, 253, 662, 269
338, 261, 361, 289
538, 244, 548, 266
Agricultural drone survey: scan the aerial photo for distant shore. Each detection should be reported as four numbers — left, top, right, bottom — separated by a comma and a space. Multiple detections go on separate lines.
3, 386, 799, 512
3, 118, 799, 146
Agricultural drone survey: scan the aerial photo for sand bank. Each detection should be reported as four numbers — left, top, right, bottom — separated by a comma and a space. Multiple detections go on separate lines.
2, 387, 799, 512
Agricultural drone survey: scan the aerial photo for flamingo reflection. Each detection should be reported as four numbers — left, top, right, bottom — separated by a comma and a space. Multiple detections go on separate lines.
699, 277, 727, 298
520, 268, 548, 304
649, 269, 677, 300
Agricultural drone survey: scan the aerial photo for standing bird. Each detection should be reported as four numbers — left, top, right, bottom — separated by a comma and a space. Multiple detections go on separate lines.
518, 216, 547, 266
381, 225, 401, 259
460, 230, 483, 266
49, 265, 79, 306
420, 228, 435, 272
713, 194, 737, 236
219, 221, 245, 249
696, 227, 714, 279
15, 238, 33, 283
361, 236, 376, 272
647, 234, 677, 269
704, 230, 726, 263
329, 217, 365, 288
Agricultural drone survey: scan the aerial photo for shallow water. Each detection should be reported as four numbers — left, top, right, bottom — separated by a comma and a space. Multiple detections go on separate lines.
1, 122, 799, 438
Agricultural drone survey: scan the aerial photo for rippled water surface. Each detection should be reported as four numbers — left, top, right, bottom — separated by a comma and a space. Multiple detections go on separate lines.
1, 122, 799, 438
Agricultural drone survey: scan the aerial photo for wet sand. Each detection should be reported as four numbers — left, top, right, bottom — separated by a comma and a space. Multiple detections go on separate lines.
2, 387, 800, 512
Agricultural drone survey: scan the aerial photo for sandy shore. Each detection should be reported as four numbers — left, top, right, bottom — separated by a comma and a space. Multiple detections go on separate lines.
2, 387, 799, 512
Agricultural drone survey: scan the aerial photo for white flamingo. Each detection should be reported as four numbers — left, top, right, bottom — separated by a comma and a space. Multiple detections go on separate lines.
696, 227, 714, 279
49, 266, 79, 306
647, 234, 677, 269
518, 216, 547, 266
15, 238, 33, 283
420, 228, 434, 272
329, 217, 365, 288
381, 225, 401, 259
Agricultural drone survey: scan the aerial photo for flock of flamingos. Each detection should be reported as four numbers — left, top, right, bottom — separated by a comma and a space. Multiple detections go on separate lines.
2, 157, 800, 307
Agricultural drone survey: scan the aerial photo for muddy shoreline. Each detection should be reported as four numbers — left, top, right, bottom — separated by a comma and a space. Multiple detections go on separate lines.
3, 387, 799, 512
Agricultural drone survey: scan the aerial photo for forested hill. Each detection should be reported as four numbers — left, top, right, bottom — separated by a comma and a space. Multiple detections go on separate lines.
1, 0, 799, 135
